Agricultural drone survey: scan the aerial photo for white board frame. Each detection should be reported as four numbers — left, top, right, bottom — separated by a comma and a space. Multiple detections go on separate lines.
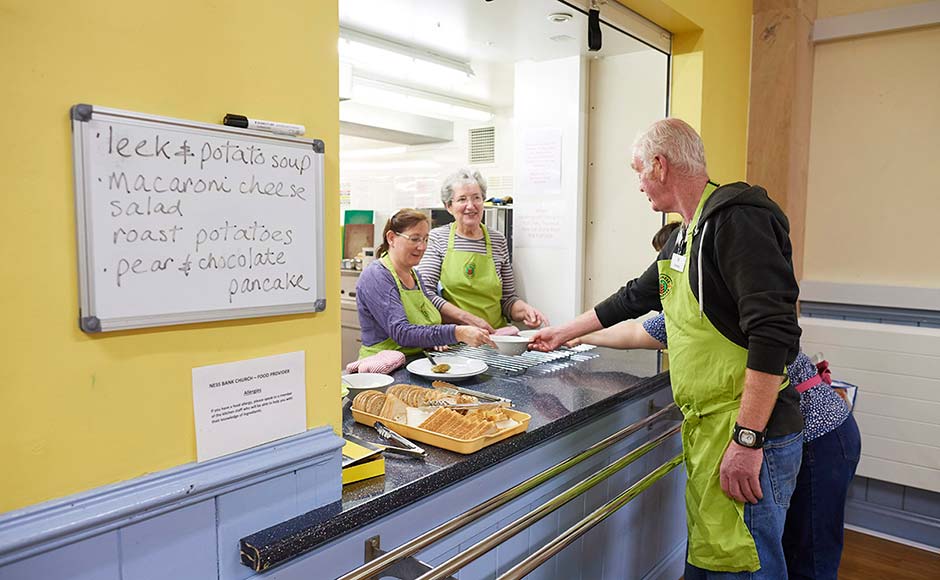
71, 104, 326, 332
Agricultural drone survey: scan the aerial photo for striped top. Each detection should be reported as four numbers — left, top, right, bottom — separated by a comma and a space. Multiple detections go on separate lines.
417, 224, 520, 320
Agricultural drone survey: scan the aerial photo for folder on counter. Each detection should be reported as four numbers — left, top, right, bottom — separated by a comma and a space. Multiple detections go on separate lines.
341, 437, 384, 485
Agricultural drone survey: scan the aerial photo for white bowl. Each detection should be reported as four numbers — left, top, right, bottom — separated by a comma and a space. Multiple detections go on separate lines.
342, 373, 395, 392
517, 330, 539, 340
490, 335, 531, 356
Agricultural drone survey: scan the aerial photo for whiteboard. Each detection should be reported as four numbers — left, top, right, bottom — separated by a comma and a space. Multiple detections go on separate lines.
71, 104, 326, 332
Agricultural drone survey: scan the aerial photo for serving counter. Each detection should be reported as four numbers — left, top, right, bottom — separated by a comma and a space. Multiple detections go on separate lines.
240, 348, 687, 580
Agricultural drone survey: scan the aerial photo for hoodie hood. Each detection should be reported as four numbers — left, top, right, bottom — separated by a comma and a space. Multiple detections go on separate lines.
699, 181, 790, 234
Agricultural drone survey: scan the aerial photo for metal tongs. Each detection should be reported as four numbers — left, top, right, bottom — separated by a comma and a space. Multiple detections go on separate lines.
372, 421, 427, 458
421, 399, 510, 410
432, 382, 514, 407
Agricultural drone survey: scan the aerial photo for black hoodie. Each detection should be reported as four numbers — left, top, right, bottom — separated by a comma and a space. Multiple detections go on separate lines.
595, 181, 803, 436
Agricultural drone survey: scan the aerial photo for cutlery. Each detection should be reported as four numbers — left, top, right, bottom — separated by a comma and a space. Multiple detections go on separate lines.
373, 421, 427, 458
421, 400, 510, 410
432, 382, 513, 406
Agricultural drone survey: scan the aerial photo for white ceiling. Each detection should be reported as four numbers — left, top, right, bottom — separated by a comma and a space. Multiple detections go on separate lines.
339, 0, 652, 110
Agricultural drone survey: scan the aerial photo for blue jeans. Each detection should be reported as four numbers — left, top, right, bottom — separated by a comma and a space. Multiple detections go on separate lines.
685, 431, 803, 580
782, 414, 861, 579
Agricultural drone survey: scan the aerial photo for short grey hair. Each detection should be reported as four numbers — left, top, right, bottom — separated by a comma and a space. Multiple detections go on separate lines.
632, 118, 707, 177
440, 168, 488, 206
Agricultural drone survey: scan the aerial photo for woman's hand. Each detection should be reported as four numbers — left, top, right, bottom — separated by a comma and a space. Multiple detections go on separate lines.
461, 312, 496, 334
455, 325, 496, 348
512, 301, 549, 328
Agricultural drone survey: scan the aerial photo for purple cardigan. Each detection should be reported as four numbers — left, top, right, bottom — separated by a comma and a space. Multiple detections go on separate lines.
355, 260, 457, 349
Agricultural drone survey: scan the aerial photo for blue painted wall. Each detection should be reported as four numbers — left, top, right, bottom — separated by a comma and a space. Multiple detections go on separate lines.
0, 391, 687, 580
0, 427, 344, 580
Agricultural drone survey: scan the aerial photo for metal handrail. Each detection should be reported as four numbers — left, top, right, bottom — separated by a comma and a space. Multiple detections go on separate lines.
415, 425, 681, 580
498, 454, 684, 580
337, 403, 678, 580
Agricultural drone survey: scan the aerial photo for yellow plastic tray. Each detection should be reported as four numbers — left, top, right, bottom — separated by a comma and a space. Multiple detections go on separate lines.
351, 408, 531, 454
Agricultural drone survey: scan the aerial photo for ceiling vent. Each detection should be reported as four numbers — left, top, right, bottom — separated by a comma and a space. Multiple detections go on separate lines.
468, 126, 496, 165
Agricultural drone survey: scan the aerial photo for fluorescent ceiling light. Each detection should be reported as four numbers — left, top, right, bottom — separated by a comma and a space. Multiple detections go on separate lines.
342, 159, 441, 171
340, 145, 408, 160
352, 76, 493, 123
339, 26, 474, 86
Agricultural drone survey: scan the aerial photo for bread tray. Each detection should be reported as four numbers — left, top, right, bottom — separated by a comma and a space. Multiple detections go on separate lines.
351, 408, 530, 454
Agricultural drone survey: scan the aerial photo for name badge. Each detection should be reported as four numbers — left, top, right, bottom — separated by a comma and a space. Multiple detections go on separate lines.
670, 253, 686, 272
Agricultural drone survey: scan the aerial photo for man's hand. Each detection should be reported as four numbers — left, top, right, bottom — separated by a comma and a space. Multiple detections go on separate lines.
719, 442, 764, 504
529, 326, 567, 352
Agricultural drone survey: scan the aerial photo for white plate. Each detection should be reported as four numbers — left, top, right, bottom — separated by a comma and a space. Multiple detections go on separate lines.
405, 356, 488, 381
342, 373, 395, 392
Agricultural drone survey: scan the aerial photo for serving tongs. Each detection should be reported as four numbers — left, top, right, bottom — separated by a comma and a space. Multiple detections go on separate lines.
431, 381, 514, 407
421, 399, 510, 410
372, 420, 427, 458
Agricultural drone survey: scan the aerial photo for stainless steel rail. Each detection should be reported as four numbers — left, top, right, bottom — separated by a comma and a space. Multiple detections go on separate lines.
415, 424, 681, 580
498, 454, 684, 580
337, 403, 678, 580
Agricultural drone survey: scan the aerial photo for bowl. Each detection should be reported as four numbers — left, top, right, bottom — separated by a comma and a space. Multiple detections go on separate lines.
490, 335, 531, 356
517, 330, 539, 340
342, 373, 395, 392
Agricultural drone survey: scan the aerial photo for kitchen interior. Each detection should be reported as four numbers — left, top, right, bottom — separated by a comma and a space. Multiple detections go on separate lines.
338, 0, 670, 368
299, 3, 688, 577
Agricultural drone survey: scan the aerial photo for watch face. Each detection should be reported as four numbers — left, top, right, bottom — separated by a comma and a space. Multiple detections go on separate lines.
739, 430, 756, 447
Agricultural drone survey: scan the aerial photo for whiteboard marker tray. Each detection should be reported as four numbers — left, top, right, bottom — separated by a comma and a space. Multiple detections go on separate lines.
351, 408, 530, 455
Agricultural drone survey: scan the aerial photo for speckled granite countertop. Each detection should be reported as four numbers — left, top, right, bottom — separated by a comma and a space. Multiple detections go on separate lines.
240, 348, 668, 572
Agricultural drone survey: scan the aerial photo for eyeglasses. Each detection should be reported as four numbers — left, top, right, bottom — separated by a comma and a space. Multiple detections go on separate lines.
394, 232, 429, 245
451, 193, 484, 205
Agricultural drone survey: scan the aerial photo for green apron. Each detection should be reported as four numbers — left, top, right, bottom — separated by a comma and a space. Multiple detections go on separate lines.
439, 223, 507, 329
358, 256, 442, 359
659, 183, 789, 572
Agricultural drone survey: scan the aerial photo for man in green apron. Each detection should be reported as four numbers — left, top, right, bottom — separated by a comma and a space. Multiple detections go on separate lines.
531, 118, 803, 578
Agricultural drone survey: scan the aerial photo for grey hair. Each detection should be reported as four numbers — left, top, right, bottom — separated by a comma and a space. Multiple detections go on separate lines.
440, 168, 488, 206
632, 118, 707, 177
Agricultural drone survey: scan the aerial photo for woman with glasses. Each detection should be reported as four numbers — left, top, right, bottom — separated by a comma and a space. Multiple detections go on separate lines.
355, 208, 495, 360
417, 168, 547, 333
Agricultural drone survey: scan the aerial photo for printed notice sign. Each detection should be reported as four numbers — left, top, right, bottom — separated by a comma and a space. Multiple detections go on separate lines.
192, 351, 306, 462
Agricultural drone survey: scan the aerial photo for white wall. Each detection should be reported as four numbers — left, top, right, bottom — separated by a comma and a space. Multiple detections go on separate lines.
800, 317, 940, 493
584, 50, 669, 310
339, 112, 516, 238
512, 56, 589, 325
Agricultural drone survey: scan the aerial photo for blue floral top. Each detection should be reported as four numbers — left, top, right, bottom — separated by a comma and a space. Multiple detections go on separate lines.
642, 313, 849, 442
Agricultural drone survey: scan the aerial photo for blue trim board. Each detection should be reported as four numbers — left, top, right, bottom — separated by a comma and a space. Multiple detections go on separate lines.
0, 426, 343, 566
800, 301, 940, 327
844, 475, 940, 549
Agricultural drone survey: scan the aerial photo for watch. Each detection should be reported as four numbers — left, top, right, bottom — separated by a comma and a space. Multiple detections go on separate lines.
733, 423, 766, 449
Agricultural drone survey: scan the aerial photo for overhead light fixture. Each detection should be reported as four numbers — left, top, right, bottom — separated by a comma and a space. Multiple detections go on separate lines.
547, 12, 574, 23
339, 26, 474, 86
351, 75, 494, 123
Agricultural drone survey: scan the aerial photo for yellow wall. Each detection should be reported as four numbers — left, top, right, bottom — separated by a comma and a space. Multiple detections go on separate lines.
0, 0, 339, 513
620, 0, 754, 182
